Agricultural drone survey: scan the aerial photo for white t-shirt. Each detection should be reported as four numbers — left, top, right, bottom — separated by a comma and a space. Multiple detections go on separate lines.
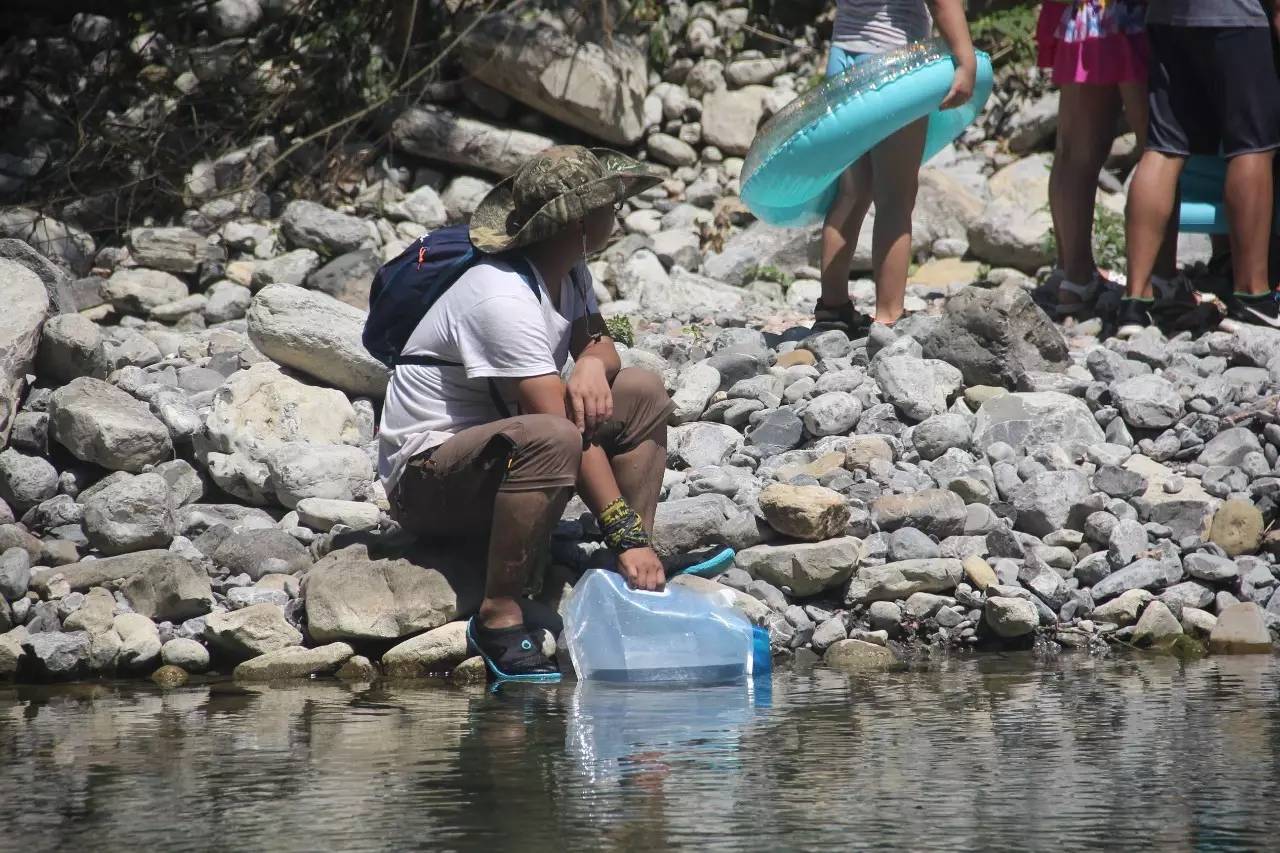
377, 257, 598, 491
833, 0, 932, 53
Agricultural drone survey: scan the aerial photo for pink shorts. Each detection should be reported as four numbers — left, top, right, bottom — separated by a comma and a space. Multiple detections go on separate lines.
1036, 0, 1149, 86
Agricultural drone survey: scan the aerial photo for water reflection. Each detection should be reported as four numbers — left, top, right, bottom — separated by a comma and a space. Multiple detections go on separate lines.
0, 655, 1278, 852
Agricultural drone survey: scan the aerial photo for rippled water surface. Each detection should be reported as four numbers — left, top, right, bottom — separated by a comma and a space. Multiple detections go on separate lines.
3, 654, 1279, 852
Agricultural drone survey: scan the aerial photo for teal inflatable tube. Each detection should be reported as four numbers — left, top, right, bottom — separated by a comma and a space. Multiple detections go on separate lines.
1178, 155, 1227, 235
740, 38, 994, 227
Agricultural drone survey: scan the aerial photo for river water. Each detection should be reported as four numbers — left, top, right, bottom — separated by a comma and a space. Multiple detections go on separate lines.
2, 653, 1278, 852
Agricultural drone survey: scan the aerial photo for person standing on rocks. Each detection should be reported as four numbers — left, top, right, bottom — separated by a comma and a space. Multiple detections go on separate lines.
1120, 0, 1280, 336
377, 146, 674, 681
1036, 0, 1185, 320
815, 0, 977, 334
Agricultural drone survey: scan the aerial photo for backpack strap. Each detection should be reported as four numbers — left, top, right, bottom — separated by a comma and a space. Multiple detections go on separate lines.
392, 354, 513, 420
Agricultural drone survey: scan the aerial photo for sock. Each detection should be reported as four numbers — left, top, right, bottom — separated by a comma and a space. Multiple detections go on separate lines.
1123, 296, 1154, 303
1234, 291, 1274, 301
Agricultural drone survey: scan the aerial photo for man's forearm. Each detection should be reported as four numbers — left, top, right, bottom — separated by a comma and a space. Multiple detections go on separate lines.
576, 339, 621, 382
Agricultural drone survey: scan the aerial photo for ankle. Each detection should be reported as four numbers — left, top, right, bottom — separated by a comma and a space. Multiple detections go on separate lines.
478, 597, 523, 630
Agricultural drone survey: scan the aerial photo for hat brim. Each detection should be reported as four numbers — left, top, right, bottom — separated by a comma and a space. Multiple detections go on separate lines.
469, 148, 664, 254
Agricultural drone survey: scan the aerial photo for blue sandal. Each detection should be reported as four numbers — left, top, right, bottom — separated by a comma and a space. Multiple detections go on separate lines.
467, 618, 562, 684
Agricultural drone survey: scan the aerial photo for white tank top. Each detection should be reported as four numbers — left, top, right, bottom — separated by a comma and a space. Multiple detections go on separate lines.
832, 0, 933, 53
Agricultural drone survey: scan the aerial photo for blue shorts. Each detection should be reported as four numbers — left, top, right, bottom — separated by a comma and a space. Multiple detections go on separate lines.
826, 45, 875, 77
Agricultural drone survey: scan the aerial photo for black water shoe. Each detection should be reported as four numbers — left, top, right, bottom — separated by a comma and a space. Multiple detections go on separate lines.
467, 618, 562, 684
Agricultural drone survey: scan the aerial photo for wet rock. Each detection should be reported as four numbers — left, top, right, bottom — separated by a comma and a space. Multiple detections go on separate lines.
204, 603, 302, 660
150, 665, 188, 688
825, 638, 899, 672
337, 654, 377, 681
846, 558, 963, 604
984, 596, 1038, 638
736, 537, 862, 597
381, 620, 468, 678
234, 642, 355, 681
1208, 603, 1272, 654
757, 484, 849, 542
49, 377, 173, 472
247, 284, 388, 397
1131, 601, 1183, 648
82, 472, 174, 555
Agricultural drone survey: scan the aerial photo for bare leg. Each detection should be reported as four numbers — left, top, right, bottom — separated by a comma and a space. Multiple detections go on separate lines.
820, 158, 873, 307
479, 487, 573, 629
1224, 151, 1275, 296
1119, 81, 1179, 281
868, 117, 928, 324
1125, 150, 1186, 299
1051, 83, 1122, 289
609, 435, 666, 532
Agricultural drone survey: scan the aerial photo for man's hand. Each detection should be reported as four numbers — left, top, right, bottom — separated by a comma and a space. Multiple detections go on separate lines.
940, 58, 976, 110
617, 546, 665, 592
566, 356, 613, 435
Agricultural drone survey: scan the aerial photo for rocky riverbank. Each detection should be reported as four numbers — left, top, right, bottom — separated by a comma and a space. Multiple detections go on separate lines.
1, 2, 1277, 684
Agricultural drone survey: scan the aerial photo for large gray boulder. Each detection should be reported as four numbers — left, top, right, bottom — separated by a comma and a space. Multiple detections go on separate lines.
211, 528, 312, 580
392, 106, 554, 177
48, 377, 173, 472
1112, 375, 1184, 429
280, 200, 371, 256
1013, 470, 1092, 536
736, 537, 863, 597
972, 391, 1105, 457
460, 15, 648, 147
265, 442, 373, 508
247, 284, 388, 397
36, 313, 102, 383
307, 248, 380, 309
702, 221, 818, 286
303, 544, 480, 643
82, 472, 174, 555
0, 449, 57, 512
194, 363, 362, 504
205, 604, 302, 660
846, 559, 963, 604
0, 259, 50, 449
652, 494, 754, 560
234, 642, 354, 681
918, 284, 1070, 388
118, 551, 215, 622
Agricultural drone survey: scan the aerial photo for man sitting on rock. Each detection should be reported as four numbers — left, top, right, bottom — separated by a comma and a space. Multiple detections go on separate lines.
377, 146, 674, 682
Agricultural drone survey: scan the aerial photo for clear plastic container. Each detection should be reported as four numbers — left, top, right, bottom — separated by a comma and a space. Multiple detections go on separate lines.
563, 569, 771, 684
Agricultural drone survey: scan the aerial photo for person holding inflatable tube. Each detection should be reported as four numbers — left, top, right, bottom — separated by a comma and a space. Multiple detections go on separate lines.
816, 0, 977, 334
1036, 0, 1183, 319
1121, 0, 1280, 336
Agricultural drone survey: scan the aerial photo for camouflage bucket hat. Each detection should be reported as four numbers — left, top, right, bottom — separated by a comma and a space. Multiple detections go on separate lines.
470, 145, 664, 254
